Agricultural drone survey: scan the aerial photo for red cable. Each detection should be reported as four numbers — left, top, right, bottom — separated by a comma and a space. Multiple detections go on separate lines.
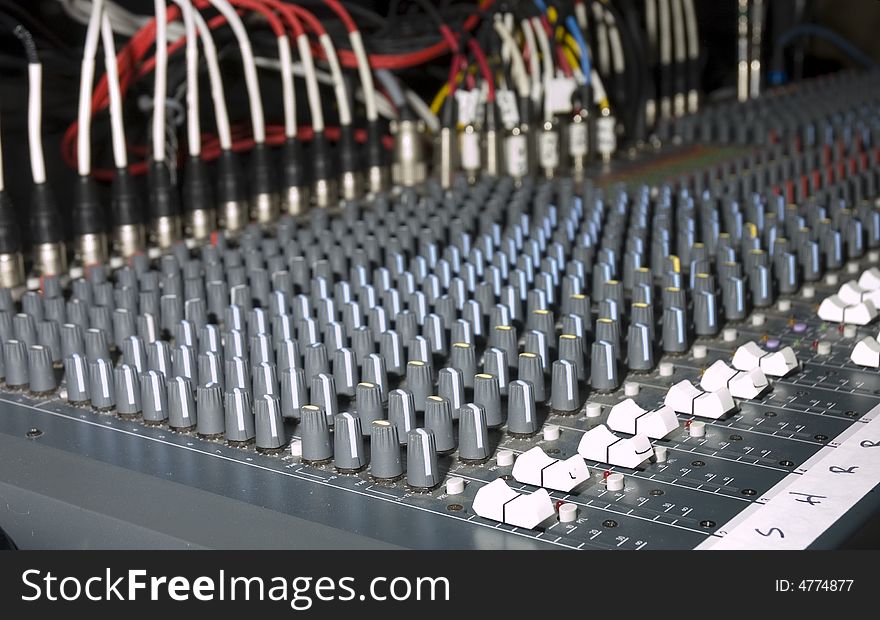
468, 38, 495, 102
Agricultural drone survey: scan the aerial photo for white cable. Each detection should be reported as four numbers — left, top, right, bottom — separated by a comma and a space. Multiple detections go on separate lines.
575, 0, 588, 31
682, 0, 699, 61
349, 31, 377, 122
297, 33, 325, 133
659, 0, 672, 65
28, 63, 47, 184
646, 0, 657, 51
57, 0, 186, 38
671, 0, 687, 65
101, 13, 128, 169
604, 7, 626, 74
278, 35, 297, 138
175, 0, 200, 157
319, 33, 351, 127
530, 16, 554, 121
76, 0, 103, 176
152, 0, 168, 162
206, 0, 265, 143
520, 18, 541, 104
173, 2, 231, 151
592, 2, 610, 76
493, 18, 529, 98
405, 90, 439, 133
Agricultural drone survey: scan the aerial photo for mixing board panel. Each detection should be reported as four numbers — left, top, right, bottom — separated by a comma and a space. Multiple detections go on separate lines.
2, 71, 880, 550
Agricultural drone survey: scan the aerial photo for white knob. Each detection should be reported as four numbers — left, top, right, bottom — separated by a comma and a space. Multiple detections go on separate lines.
585, 402, 603, 418
654, 445, 668, 462
289, 438, 303, 458
606, 473, 625, 491
817, 341, 832, 355
693, 344, 707, 359
778, 299, 791, 312
446, 477, 465, 495
723, 328, 738, 342
558, 503, 578, 523
752, 313, 766, 327
659, 361, 675, 377
689, 420, 706, 438
542, 424, 560, 441
844, 325, 858, 338
624, 381, 640, 396
825, 273, 839, 286
802, 286, 815, 299
496, 449, 514, 467
847, 262, 860, 274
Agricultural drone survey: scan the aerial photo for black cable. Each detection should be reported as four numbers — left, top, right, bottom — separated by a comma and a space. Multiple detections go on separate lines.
0, 15, 39, 64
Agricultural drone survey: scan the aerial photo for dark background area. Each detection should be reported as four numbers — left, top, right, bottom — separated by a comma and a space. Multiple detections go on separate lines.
1, 0, 879, 247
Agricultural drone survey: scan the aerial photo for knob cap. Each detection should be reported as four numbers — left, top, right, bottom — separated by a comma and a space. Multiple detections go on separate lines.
88, 357, 115, 410
551, 359, 581, 412
300, 404, 332, 464
518, 352, 546, 402
406, 429, 440, 491
334, 412, 367, 472
27, 344, 55, 394
280, 366, 307, 419
167, 376, 196, 431
473, 373, 503, 428
355, 381, 384, 435
437, 367, 465, 416
387, 388, 416, 444
369, 420, 403, 480
424, 395, 455, 454
64, 353, 90, 404
141, 370, 169, 424
255, 394, 286, 452
458, 403, 490, 462
224, 387, 255, 444
196, 383, 225, 438
113, 363, 141, 417
507, 379, 539, 436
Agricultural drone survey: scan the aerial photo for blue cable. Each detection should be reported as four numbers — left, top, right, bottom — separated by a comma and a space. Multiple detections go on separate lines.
565, 15, 592, 86
773, 23, 878, 85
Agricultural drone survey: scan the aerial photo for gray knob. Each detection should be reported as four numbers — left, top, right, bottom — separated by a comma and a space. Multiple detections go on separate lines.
64, 353, 90, 404
424, 395, 455, 454
4, 340, 28, 389
112, 309, 136, 348
206, 281, 227, 322
88, 358, 115, 410
489, 325, 519, 368
167, 376, 197, 431
483, 347, 509, 395
322, 321, 344, 353
661, 306, 688, 353
551, 359, 580, 413
14, 313, 36, 347
332, 347, 358, 397
198, 351, 224, 389
276, 338, 300, 372
66, 298, 90, 329
749, 262, 773, 308
249, 333, 272, 366
223, 329, 247, 363
255, 394, 286, 452
172, 345, 196, 381
271, 314, 295, 348
174, 319, 196, 348
693, 290, 719, 336
21, 292, 43, 322
224, 387, 255, 445
141, 370, 168, 424
450, 342, 476, 388
722, 276, 747, 321
369, 420, 403, 480
61, 323, 85, 359
627, 322, 655, 371
387, 388, 416, 444
225, 356, 250, 393
405, 360, 433, 412
351, 326, 374, 364
406, 429, 440, 491
595, 318, 620, 356
304, 342, 329, 381
137, 312, 159, 343
248, 307, 270, 339
43, 296, 66, 326
334, 412, 367, 472
148, 340, 173, 377
252, 361, 278, 399
437, 367, 465, 416
298, 317, 320, 349
458, 403, 490, 462
474, 373, 503, 428
507, 379, 539, 436
527, 308, 555, 340
355, 381, 384, 435
122, 336, 147, 373
361, 353, 388, 400
196, 383, 225, 438
27, 345, 55, 394
310, 372, 338, 424
590, 339, 620, 392
424, 313, 447, 356
558, 333, 585, 380
380, 330, 405, 376
84, 328, 110, 363
300, 404, 332, 464
517, 352, 545, 402
160, 294, 183, 333
185, 298, 208, 329
114, 364, 142, 417
280, 366, 307, 419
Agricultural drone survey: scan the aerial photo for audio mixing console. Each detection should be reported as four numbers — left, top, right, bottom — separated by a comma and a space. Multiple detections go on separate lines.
3, 58, 880, 549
